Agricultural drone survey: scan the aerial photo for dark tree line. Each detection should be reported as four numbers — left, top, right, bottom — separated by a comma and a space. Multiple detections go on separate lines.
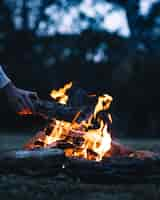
0, 0, 160, 136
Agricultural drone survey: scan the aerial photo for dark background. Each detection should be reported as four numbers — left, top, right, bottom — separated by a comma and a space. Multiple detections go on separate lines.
0, 0, 160, 137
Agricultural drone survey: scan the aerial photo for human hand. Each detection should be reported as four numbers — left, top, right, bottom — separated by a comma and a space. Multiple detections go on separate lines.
3, 82, 39, 114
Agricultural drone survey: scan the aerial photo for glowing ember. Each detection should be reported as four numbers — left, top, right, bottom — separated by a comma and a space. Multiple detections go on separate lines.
18, 108, 32, 115
50, 82, 72, 104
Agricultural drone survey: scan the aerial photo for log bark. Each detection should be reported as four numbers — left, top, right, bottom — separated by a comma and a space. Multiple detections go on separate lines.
33, 99, 92, 122
0, 148, 160, 183
0, 148, 65, 176
65, 155, 160, 184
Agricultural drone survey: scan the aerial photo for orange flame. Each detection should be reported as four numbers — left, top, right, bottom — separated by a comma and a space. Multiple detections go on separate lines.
25, 82, 113, 161
25, 83, 156, 161
44, 88, 113, 161
18, 108, 32, 116
94, 94, 112, 118
65, 120, 111, 161
50, 82, 72, 104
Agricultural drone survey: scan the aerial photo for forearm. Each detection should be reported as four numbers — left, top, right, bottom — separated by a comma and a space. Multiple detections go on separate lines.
0, 65, 38, 113
0, 65, 11, 89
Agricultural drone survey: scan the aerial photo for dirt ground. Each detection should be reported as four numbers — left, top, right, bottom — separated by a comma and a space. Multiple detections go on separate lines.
0, 131, 160, 200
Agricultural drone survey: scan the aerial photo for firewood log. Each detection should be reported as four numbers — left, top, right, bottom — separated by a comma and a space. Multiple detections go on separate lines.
23, 129, 134, 158
65, 155, 160, 184
0, 148, 65, 175
32, 99, 92, 122
24, 128, 85, 150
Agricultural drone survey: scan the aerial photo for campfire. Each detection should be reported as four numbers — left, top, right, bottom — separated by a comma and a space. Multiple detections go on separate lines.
24, 82, 156, 161
0, 82, 160, 184
50, 82, 113, 161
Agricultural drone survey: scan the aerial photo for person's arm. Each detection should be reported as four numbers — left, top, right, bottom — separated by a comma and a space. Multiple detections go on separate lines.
0, 65, 38, 114
0, 65, 11, 89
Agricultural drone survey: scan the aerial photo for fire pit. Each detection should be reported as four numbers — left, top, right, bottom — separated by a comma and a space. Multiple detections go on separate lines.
1, 82, 160, 184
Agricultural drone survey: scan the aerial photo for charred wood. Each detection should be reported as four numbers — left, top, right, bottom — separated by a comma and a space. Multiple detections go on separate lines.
24, 129, 86, 150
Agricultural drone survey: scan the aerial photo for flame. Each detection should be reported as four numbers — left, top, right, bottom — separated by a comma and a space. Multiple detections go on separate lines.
25, 83, 157, 161
44, 90, 112, 161
25, 82, 113, 161
44, 120, 72, 145
66, 94, 112, 161
50, 82, 72, 104
86, 121, 111, 157
94, 94, 112, 118
66, 121, 111, 161
18, 108, 32, 115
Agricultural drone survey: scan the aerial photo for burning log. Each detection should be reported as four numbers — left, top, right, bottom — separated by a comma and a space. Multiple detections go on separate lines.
29, 84, 97, 122
33, 99, 85, 121
26, 98, 98, 126
24, 129, 85, 150
24, 130, 133, 156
